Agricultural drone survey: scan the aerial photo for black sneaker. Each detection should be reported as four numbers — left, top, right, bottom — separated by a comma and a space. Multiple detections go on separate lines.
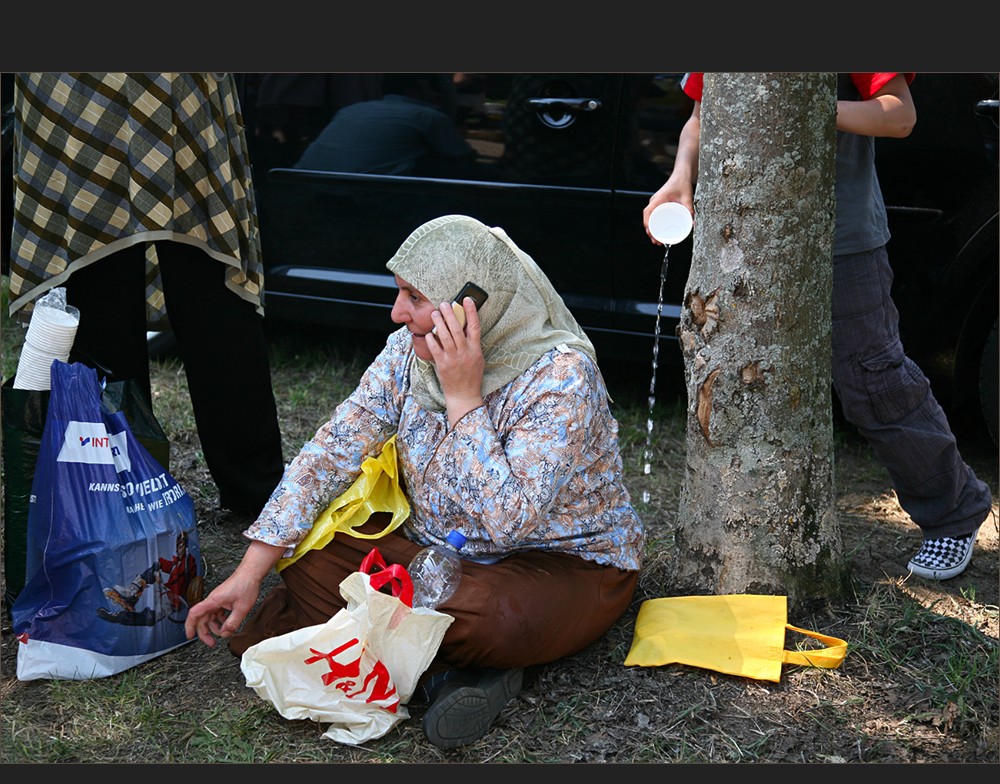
422, 667, 523, 749
908, 527, 980, 580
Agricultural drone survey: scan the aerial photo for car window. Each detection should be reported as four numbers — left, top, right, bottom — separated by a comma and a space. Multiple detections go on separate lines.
245, 73, 624, 190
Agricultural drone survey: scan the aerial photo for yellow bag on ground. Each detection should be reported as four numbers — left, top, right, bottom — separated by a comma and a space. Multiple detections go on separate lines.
277, 435, 410, 573
624, 594, 847, 682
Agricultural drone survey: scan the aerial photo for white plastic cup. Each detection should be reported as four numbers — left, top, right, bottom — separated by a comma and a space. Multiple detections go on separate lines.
648, 202, 693, 245
12, 344, 60, 390
13, 299, 80, 390
24, 325, 77, 354
34, 305, 79, 327
24, 305, 79, 350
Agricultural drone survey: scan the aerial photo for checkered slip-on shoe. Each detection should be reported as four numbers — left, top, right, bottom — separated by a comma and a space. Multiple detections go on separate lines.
423, 667, 523, 749
908, 527, 980, 580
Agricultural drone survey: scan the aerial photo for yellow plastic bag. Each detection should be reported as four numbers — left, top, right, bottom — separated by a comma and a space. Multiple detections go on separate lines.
624, 594, 847, 682
277, 435, 410, 573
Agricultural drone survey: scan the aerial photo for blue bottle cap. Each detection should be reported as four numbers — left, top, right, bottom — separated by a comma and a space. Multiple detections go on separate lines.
446, 530, 467, 549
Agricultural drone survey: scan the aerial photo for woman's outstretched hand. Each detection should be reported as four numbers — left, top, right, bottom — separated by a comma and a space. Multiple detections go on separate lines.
185, 540, 284, 647
428, 296, 486, 427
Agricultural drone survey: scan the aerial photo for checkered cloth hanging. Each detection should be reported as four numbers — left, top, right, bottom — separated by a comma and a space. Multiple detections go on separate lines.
7, 73, 264, 327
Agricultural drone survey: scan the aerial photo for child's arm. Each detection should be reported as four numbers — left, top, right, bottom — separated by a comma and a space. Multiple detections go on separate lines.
837, 74, 916, 138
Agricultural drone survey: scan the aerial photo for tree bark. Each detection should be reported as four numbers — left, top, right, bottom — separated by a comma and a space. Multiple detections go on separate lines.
672, 73, 850, 609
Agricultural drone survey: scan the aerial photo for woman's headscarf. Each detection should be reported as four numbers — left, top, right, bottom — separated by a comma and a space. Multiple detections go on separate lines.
386, 214, 598, 413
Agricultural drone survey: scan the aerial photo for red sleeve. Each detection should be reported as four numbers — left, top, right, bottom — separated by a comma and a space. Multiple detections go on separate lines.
685, 73, 915, 103
850, 73, 915, 100
680, 72, 704, 102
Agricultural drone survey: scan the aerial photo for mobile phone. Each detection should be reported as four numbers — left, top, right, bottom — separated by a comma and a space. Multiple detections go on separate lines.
434, 281, 489, 333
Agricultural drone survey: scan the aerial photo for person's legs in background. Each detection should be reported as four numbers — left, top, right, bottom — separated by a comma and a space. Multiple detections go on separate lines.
156, 241, 285, 515
64, 240, 285, 514
63, 243, 152, 402
831, 247, 992, 579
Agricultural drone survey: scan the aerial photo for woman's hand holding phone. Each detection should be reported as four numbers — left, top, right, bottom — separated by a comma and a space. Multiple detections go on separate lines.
429, 295, 486, 427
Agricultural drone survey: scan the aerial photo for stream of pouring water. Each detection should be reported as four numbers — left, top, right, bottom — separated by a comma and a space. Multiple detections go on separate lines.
642, 246, 671, 504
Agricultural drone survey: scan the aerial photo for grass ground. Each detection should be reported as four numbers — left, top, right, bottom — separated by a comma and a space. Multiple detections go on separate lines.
2, 279, 997, 763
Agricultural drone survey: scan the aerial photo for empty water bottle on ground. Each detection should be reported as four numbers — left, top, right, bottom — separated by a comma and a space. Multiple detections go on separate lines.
409, 531, 467, 609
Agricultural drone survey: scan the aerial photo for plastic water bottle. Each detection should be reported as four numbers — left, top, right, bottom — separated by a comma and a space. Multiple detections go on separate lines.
409, 531, 467, 609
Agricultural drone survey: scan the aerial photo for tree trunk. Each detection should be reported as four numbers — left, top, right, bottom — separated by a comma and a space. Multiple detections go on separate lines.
672, 73, 850, 609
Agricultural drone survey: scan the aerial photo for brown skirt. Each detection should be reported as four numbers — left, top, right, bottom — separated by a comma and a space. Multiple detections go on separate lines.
229, 514, 638, 676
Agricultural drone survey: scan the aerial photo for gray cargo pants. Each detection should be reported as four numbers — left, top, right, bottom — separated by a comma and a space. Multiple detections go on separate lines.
831, 246, 991, 539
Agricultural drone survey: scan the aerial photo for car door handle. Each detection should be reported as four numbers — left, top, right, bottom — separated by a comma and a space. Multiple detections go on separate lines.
526, 98, 603, 113
974, 99, 998, 120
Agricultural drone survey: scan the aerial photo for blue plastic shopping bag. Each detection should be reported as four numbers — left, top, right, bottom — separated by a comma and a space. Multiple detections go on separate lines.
11, 361, 203, 680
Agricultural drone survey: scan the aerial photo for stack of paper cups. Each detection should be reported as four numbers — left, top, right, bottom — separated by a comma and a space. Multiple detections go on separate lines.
12, 290, 81, 391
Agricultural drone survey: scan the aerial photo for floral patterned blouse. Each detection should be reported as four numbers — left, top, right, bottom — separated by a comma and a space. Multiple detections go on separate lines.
245, 328, 644, 571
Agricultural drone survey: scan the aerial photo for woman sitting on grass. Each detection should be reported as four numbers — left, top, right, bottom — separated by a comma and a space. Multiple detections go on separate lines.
185, 214, 644, 749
